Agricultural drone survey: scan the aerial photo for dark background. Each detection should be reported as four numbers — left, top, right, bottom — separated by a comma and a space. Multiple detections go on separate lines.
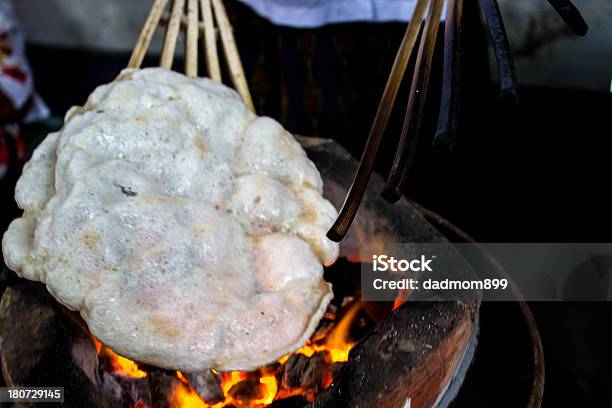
2, 0, 612, 406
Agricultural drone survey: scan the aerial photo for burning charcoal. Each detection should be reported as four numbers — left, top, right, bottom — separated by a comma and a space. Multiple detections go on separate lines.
330, 362, 345, 382
311, 318, 336, 342
102, 372, 151, 408
228, 377, 266, 401
268, 395, 309, 408
184, 370, 224, 405
148, 369, 181, 408
98, 352, 114, 374
124, 377, 152, 407
100, 371, 123, 401
281, 352, 330, 393
351, 312, 375, 340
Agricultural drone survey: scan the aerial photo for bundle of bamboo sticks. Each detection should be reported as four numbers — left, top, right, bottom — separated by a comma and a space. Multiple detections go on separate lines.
127, 0, 254, 112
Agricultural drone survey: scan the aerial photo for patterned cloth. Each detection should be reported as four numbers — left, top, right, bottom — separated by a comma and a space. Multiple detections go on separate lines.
0, 2, 49, 180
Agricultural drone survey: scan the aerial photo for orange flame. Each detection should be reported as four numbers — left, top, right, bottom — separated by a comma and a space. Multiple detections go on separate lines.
289, 302, 360, 364
96, 302, 362, 408
172, 382, 207, 408
254, 375, 278, 406
170, 369, 279, 408
171, 303, 360, 407
392, 289, 410, 311
325, 302, 360, 362
95, 339, 148, 379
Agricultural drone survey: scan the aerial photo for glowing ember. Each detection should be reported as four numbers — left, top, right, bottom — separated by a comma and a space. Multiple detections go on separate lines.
393, 289, 410, 311
172, 382, 207, 408
95, 340, 148, 379
254, 376, 278, 406
289, 302, 360, 364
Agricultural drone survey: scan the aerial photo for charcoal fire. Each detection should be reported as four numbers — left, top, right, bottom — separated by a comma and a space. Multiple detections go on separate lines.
97, 293, 365, 408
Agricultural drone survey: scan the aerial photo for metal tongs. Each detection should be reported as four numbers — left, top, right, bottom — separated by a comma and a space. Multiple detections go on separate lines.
128, 0, 254, 112
327, 0, 588, 242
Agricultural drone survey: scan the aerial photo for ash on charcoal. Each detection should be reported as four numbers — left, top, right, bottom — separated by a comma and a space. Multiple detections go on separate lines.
147, 368, 181, 408
184, 370, 224, 404
103, 374, 151, 408
281, 351, 330, 393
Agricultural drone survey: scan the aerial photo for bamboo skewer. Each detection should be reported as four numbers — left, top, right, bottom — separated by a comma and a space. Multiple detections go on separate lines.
432, 0, 464, 152
327, 0, 428, 242
160, 0, 186, 69
161, 10, 208, 35
128, 0, 169, 68
382, 0, 445, 203
128, 0, 252, 111
211, 0, 255, 111
479, 0, 518, 105
546, 0, 588, 36
200, 0, 222, 82
185, 0, 199, 76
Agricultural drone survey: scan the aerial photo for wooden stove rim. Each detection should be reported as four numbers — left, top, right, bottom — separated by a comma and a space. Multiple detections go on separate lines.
411, 201, 545, 408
